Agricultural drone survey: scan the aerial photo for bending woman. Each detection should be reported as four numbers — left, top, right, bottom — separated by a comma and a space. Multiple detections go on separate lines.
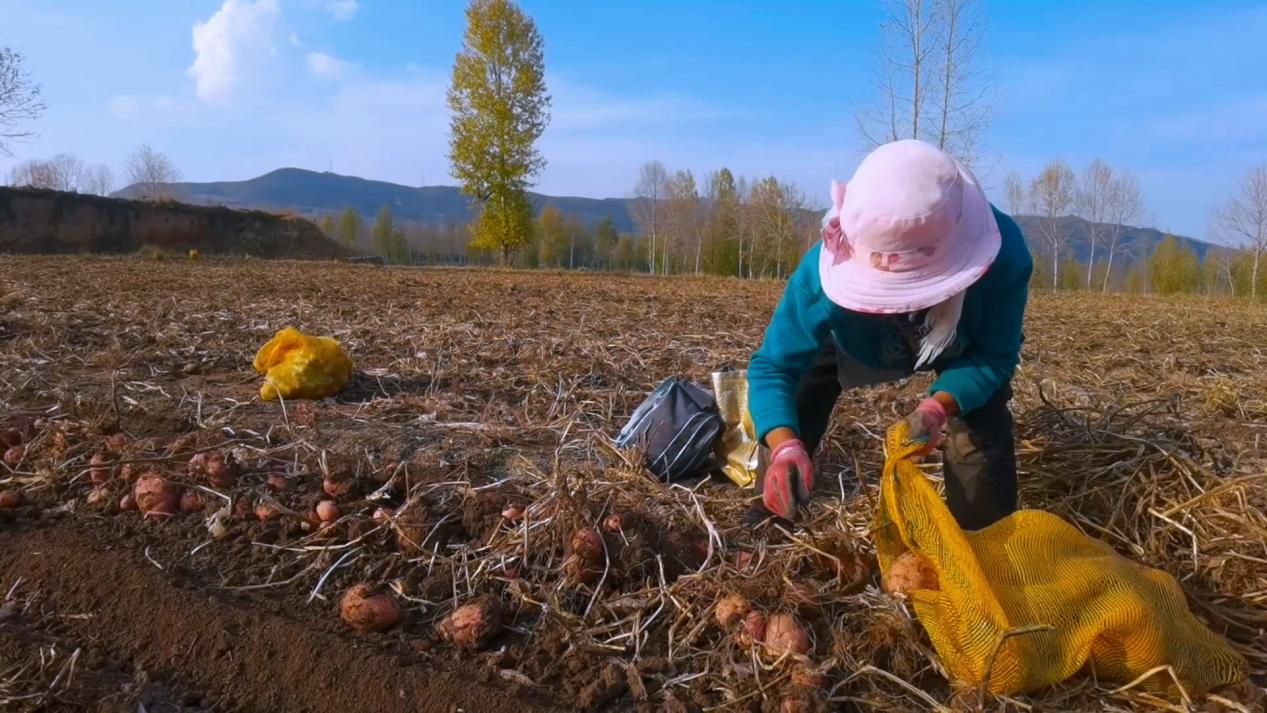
748, 139, 1032, 529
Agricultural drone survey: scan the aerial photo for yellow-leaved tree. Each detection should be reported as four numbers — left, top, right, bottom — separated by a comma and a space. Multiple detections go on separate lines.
447, 0, 550, 264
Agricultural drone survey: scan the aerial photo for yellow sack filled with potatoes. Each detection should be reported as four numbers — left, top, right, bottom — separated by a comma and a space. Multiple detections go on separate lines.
872, 422, 1247, 699
252, 327, 353, 401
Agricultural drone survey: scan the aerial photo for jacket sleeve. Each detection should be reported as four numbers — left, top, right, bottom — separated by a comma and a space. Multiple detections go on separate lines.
748, 261, 833, 443
930, 243, 1032, 414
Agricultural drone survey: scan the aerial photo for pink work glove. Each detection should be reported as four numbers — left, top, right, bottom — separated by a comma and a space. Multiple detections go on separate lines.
903, 397, 949, 450
761, 438, 814, 520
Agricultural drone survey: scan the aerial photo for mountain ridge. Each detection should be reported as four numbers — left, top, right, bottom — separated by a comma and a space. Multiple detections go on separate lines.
113, 167, 1216, 263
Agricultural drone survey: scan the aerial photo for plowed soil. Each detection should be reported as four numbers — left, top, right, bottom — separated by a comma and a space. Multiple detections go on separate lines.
1, 257, 1264, 712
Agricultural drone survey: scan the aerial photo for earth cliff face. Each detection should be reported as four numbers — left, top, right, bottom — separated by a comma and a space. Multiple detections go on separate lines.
0, 187, 353, 259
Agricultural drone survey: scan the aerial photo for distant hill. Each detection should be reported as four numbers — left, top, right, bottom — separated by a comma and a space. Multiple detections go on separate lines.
114, 167, 1215, 263
1011, 215, 1212, 264
114, 168, 638, 232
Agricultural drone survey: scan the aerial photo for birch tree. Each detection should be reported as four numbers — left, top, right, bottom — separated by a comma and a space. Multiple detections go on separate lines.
1101, 171, 1143, 292
1213, 164, 1267, 300
1030, 159, 1075, 290
1078, 159, 1113, 289
857, 0, 993, 165
631, 160, 667, 275
1003, 170, 1025, 216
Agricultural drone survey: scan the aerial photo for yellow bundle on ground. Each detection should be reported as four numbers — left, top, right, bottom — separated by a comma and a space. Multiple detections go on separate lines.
252, 327, 352, 401
872, 422, 1246, 697
710, 369, 765, 489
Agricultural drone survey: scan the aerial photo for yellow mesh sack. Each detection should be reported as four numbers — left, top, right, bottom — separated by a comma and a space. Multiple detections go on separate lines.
252, 327, 353, 401
872, 422, 1247, 697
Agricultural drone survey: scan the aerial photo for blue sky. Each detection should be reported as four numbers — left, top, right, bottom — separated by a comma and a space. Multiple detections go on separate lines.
3, 0, 1266, 239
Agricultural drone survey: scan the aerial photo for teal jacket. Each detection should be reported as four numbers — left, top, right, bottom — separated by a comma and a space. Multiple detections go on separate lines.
748, 207, 1032, 443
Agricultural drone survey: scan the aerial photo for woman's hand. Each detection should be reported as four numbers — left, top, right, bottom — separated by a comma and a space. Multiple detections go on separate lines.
902, 393, 958, 449
761, 435, 813, 520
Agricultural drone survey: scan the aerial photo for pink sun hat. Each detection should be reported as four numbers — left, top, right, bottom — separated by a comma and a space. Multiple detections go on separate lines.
818, 139, 1001, 314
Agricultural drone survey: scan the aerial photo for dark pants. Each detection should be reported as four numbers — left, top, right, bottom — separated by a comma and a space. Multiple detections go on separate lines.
796, 342, 1018, 531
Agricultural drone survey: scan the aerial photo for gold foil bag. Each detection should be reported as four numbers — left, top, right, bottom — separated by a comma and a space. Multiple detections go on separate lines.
710, 369, 766, 489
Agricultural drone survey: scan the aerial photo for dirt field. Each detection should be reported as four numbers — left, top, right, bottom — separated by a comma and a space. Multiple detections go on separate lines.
0, 257, 1264, 712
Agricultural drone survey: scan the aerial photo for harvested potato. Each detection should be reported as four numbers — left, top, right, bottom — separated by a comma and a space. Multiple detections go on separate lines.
882, 552, 940, 594
315, 499, 340, 523
436, 595, 503, 648
0, 489, 24, 508
790, 663, 826, 688
714, 594, 750, 629
764, 613, 811, 657
737, 611, 767, 650
339, 583, 402, 633
133, 474, 177, 517
88, 453, 113, 484
255, 501, 281, 521
104, 433, 128, 454
203, 453, 239, 489
322, 477, 354, 498
86, 487, 112, 508
179, 491, 204, 514
564, 527, 606, 586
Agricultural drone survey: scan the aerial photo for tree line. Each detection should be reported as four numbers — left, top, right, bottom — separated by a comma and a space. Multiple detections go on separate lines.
1012, 158, 1267, 300
4, 144, 181, 200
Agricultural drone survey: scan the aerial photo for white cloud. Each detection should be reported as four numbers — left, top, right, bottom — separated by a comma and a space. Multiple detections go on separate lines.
188, 0, 283, 104
306, 51, 355, 80
326, 0, 357, 21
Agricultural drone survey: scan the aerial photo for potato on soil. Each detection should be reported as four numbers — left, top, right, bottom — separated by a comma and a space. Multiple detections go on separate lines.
133, 474, 177, 517
3, 446, 23, 467
315, 499, 340, 522
88, 453, 113, 484
501, 504, 525, 522
266, 473, 289, 492
811, 535, 875, 593
714, 594, 750, 629
119, 494, 136, 511
882, 552, 940, 594
737, 610, 766, 650
564, 527, 606, 586
322, 476, 354, 498
86, 486, 112, 508
339, 583, 402, 633
371, 506, 393, 526
104, 433, 128, 454
203, 452, 239, 489
436, 595, 503, 648
0, 489, 24, 509
790, 663, 826, 688
255, 501, 281, 521
763, 613, 811, 657
179, 491, 204, 514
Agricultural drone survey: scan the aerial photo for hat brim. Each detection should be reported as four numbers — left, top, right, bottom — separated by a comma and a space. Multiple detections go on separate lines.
818, 161, 1001, 315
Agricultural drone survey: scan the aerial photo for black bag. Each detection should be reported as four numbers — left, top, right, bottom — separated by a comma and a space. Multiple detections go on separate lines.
616, 377, 724, 481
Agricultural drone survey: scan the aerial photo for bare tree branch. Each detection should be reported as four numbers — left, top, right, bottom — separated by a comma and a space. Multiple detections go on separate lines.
125, 144, 182, 200
0, 47, 45, 156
